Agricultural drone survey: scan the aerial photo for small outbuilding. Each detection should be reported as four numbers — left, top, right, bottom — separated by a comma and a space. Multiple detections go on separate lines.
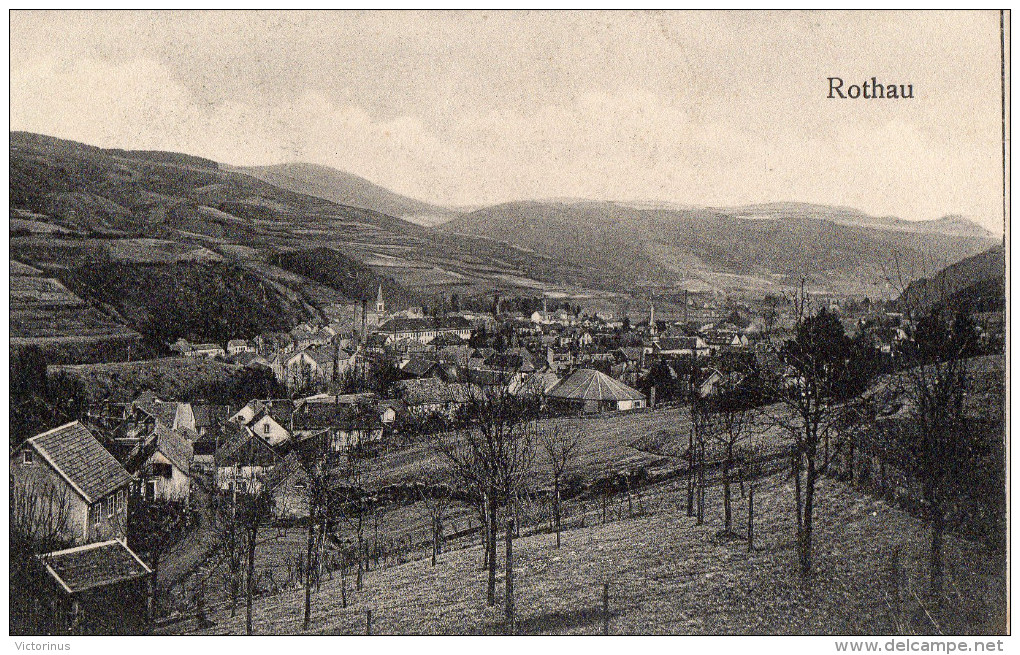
36, 538, 153, 634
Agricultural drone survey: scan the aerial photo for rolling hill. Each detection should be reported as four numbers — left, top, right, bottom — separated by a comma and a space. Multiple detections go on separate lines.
233, 162, 461, 227
8, 130, 1003, 364
9, 132, 606, 360
442, 201, 998, 295
897, 243, 1005, 313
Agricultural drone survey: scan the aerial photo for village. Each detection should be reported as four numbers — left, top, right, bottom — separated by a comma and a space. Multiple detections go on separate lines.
10, 279, 1007, 635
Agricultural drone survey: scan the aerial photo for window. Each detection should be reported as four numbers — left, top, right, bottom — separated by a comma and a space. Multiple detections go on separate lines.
92, 504, 101, 525
22, 450, 33, 464
106, 496, 114, 518
116, 490, 124, 513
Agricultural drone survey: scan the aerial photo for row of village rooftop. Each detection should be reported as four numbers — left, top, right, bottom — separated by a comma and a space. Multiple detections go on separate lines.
12, 293, 923, 558
12, 288, 949, 630
167, 285, 802, 393
8, 361, 659, 633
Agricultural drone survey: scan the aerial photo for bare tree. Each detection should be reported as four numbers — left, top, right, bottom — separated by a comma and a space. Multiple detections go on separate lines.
877, 250, 989, 595
10, 479, 73, 548
237, 480, 276, 635
415, 466, 453, 566
689, 393, 716, 526
292, 433, 345, 629
210, 499, 246, 619
738, 429, 768, 552
127, 496, 192, 602
876, 308, 981, 596
10, 480, 75, 634
767, 308, 873, 576
433, 384, 537, 632
336, 450, 370, 592
539, 422, 580, 548
218, 436, 279, 635
707, 387, 753, 535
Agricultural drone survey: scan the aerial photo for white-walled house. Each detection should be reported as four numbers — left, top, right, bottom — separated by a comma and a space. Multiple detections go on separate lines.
230, 400, 267, 425
10, 422, 133, 546
126, 423, 194, 501
247, 409, 291, 446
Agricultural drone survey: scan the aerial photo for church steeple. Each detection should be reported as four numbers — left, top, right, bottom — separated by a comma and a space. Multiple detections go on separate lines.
649, 301, 657, 337
375, 284, 385, 313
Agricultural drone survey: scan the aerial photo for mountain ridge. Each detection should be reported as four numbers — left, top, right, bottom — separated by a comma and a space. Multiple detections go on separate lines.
231, 162, 461, 227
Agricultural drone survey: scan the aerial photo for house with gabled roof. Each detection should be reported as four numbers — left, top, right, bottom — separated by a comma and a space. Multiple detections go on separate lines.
129, 395, 196, 434
11, 421, 133, 545
125, 423, 194, 501
376, 316, 473, 344
247, 406, 291, 446
263, 452, 310, 520
230, 399, 267, 425
400, 355, 444, 380
213, 427, 280, 493
227, 339, 254, 355
649, 336, 711, 358
291, 403, 384, 450
192, 403, 232, 437
185, 342, 226, 359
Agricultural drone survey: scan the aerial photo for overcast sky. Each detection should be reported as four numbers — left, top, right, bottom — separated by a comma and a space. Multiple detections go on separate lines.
10, 10, 1005, 231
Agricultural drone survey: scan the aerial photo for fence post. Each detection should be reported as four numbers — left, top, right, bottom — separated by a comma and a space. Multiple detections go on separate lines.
366, 609, 372, 635
890, 547, 901, 627
602, 581, 610, 635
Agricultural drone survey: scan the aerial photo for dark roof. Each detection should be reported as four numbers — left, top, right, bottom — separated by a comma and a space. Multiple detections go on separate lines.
127, 423, 193, 476
434, 345, 473, 365
402, 356, 441, 378
253, 400, 297, 425
133, 398, 187, 429
547, 369, 645, 402
291, 324, 318, 340
393, 379, 476, 406
430, 331, 468, 347
485, 349, 538, 373
214, 429, 280, 468
232, 351, 269, 367
193, 404, 231, 428
39, 539, 151, 595
292, 404, 382, 431
25, 422, 132, 503
655, 337, 704, 352
466, 368, 517, 386
303, 345, 337, 368
617, 346, 645, 362
262, 451, 308, 491
132, 390, 160, 408
512, 371, 561, 396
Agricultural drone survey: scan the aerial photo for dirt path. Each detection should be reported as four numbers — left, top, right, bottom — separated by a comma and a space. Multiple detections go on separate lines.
160, 482, 219, 590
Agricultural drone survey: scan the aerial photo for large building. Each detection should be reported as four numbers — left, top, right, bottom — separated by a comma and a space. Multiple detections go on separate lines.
376, 316, 473, 345
546, 368, 647, 413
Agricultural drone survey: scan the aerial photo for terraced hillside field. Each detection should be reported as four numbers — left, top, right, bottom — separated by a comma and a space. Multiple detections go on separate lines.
10, 262, 141, 363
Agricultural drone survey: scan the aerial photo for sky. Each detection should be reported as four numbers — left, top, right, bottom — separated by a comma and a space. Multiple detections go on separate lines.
9, 10, 1006, 232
